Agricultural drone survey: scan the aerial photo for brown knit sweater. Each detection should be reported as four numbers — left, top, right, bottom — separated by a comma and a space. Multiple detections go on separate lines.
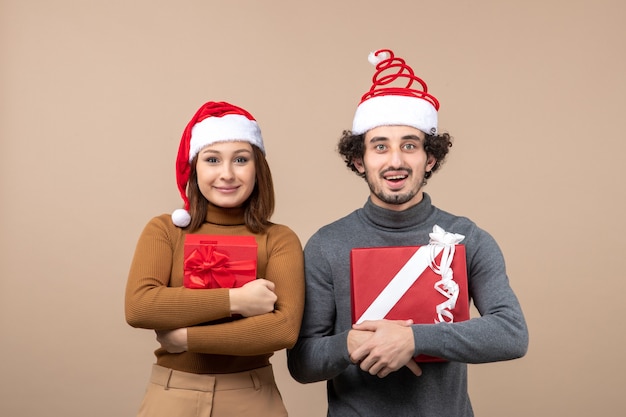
125, 204, 305, 374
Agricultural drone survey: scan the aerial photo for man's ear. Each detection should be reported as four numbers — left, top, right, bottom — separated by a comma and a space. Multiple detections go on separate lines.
353, 157, 365, 174
426, 155, 437, 172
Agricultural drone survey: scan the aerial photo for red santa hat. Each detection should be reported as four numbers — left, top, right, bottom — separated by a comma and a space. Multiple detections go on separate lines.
172, 101, 264, 227
352, 49, 440, 135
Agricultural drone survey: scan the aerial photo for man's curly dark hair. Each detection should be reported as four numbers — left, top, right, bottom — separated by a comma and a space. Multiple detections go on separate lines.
337, 130, 453, 180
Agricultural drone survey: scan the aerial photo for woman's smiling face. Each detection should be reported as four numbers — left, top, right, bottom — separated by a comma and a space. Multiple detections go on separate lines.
195, 141, 256, 208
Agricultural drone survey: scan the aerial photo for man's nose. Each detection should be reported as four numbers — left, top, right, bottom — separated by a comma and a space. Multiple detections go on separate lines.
388, 148, 403, 166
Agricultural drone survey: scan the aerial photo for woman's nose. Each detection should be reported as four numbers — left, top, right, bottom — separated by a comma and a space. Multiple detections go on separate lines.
220, 163, 235, 180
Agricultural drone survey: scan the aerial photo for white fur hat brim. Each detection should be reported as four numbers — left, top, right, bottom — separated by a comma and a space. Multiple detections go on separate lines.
352, 95, 438, 136
189, 113, 263, 161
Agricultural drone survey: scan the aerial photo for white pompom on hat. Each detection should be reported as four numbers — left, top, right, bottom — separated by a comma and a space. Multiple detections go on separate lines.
352, 49, 440, 135
172, 101, 264, 228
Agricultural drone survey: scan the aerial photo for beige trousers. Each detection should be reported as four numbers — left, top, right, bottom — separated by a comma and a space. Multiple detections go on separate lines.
136, 364, 288, 417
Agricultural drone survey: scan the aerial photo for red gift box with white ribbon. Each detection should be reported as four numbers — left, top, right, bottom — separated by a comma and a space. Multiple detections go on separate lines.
183, 234, 257, 289
350, 225, 470, 362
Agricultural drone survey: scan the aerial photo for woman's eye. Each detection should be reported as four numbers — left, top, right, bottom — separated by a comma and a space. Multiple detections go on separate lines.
234, 157, 249, 164
205, 157, 219, 163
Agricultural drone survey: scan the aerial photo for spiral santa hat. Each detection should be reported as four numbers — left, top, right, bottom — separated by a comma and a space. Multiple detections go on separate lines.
352, 49, 440, 135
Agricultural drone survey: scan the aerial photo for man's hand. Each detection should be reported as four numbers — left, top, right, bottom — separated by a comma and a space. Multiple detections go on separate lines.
229, 279, 277, 317
349, 319, 421, 378
156, 328, 188, 353
347, 328, 373, 356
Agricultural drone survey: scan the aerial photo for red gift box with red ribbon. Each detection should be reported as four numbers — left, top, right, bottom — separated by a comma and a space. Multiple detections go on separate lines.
350, 232, 470, 362
183, 234, 257, 289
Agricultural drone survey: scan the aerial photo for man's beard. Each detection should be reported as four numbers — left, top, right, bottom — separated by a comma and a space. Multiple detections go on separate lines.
370, 186, 418, 205
364, 167, 422, 206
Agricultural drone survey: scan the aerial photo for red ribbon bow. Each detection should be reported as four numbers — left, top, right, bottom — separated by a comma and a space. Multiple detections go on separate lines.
184, 245, 256, 289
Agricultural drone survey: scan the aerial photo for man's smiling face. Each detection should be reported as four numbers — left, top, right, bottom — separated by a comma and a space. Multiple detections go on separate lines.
353, 125, 436, 211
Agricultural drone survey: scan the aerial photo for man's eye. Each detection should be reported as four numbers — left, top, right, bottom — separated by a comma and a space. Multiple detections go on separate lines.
375, 144, 386, 151
404, 143, 416, 150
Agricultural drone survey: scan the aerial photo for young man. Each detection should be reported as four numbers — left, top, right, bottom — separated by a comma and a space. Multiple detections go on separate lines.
287, 49, 528, 416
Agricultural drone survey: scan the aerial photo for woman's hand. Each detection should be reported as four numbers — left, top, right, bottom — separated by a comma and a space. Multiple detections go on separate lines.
229, 278, 277, 317
156, 328, 188, 353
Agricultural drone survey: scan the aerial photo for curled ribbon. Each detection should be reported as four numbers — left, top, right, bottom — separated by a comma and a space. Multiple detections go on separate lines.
428, 225, 465, 323
184, 246, 256, 289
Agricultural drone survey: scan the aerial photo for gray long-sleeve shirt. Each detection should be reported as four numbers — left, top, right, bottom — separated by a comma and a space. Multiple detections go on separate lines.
287, 194, 528, 416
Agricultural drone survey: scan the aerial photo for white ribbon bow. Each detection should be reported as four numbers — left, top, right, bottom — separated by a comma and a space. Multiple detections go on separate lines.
428, 225, 465, 323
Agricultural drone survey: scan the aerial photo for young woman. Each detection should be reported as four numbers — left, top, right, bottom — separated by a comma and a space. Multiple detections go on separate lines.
125, 101, 304, 417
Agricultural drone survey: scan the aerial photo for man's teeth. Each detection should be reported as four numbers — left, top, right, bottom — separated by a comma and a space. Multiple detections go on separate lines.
386, 175, 407, 180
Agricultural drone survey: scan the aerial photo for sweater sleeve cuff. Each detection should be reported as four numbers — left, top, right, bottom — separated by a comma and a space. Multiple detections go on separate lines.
336, 329, 353, 365
412, 324, 449, 358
